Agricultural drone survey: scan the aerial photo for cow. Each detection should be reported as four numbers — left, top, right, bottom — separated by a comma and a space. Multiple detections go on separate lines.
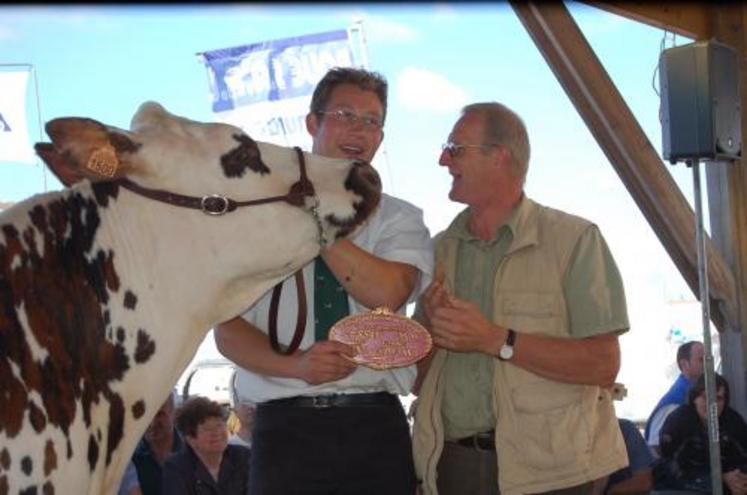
0, 101, 382, 495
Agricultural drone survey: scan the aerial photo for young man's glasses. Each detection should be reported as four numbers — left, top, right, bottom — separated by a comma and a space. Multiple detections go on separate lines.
316, 109, 383, 131
441, 142, 499, 158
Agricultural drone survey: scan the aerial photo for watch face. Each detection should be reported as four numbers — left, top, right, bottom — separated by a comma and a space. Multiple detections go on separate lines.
499, 345, 514, 360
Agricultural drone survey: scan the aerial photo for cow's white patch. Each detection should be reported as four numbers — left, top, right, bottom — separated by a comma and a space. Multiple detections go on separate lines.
16, 302, 50, 362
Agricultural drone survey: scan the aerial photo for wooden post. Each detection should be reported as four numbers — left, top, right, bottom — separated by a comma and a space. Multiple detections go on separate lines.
510, 1, 738, 332
705, 2, 747, 418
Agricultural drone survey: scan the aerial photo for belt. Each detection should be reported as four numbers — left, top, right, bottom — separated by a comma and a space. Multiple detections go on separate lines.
452, 430, 495, 451
261, 392, 399, 409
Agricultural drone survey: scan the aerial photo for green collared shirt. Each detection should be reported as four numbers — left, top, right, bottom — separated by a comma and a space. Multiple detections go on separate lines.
440, 198, 628, 440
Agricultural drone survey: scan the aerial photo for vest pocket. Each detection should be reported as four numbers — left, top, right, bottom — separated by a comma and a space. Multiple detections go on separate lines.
508, 380, 591, 470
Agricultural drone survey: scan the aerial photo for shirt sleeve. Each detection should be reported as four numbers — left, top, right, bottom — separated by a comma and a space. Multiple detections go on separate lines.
562, 225, 630, 338
352, 195, 434, 305
647, 404, 679, 447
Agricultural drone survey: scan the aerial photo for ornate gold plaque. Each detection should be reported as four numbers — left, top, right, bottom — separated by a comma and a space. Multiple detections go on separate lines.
328, 307, 432, 370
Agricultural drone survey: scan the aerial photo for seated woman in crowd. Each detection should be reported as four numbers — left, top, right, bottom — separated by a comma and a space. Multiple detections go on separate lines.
654, 372, 747, 494
162, 396, 251, 495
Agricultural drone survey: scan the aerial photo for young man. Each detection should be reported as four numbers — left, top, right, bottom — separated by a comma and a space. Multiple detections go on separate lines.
412, 102, 630, 495
214, 67, 433, 495
644, 340, 705, 455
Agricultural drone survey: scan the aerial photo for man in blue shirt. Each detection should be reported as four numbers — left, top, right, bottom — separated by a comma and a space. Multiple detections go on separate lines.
644, 341, 704, 455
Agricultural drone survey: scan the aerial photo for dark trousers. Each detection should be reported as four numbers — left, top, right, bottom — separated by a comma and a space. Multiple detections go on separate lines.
437, 441, 595, 495
249, 398, 416, 495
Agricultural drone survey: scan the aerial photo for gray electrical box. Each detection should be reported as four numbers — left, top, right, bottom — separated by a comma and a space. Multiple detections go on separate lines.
660, 40, 741, 164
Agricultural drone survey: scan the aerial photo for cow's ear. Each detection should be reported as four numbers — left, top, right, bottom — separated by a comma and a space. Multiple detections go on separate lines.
34, 119, 138, 187
34, 142, 90, 187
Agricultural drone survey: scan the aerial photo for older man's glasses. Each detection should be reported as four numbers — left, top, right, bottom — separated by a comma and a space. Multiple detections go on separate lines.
317, 109, 384, 131
441, 142, 499, 158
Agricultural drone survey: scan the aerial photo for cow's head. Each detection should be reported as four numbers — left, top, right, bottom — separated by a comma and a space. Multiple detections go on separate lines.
34, 102, 382, 251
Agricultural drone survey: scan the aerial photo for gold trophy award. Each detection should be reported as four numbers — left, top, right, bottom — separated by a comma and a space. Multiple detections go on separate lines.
328, 307, 432, 370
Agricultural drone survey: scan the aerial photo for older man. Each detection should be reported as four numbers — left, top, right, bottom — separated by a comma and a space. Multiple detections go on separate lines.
413, 102, 630, 495
131, 392, 183, 495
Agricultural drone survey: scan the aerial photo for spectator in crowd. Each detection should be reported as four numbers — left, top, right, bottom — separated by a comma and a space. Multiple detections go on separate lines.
654, 372, 747, 494
132, 391, 184, 495
594, 418, 655, 494
162, 396, 251, 495
645, 340, 704, 455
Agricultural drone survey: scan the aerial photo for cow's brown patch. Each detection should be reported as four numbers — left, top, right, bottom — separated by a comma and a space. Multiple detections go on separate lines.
108, 132, 141, 155
87, 435, 99, 471
132, 400, 145, 420
0, 475, 8, 495
29, 401, 47, 432
0, 186, 155, 474
220, 134, 269, 178
0, 448, 9, 470
123, 291, 137, 310
43, 441, 57, 477
43, 481, 55, 495
20, 456, 32, 476
105, 394, 125, 466
134, 330, 156, 364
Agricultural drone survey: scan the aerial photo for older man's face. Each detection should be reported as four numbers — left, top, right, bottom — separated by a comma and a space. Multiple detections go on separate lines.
145, 395, 175, 444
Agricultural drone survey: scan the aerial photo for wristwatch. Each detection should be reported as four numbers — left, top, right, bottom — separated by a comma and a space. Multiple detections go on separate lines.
498, 328, 516, 361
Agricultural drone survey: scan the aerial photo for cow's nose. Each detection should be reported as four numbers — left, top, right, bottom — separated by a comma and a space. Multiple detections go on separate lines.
351, 160, 382, 191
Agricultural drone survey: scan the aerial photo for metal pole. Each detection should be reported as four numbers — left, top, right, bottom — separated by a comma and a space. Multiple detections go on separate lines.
692, 158, 723, 495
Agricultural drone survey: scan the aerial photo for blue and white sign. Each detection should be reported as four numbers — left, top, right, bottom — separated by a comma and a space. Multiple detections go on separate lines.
199, 30, 355, 149
0, 70, 35, 164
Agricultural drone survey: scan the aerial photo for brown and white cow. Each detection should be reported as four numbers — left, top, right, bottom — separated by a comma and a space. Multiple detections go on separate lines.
0, 102, 381, 495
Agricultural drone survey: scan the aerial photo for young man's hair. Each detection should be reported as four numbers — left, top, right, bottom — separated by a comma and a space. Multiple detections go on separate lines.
175, 396, 225, 437
461, 102, 531, 183
676, 341, 701, 371
310, 67, 388, 123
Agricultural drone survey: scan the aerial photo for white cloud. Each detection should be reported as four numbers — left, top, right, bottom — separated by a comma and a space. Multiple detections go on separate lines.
352, 14, 420, 44
396, 67, 468, 113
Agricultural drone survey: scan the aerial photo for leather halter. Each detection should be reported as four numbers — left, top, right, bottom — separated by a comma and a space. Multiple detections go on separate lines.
117, 146, 316, 215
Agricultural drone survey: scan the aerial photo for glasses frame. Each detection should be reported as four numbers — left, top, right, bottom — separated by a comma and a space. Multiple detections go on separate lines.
441, 141, 499, 158
316, 109, 384, 131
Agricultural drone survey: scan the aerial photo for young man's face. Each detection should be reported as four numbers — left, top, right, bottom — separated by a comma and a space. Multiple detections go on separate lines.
306, 83, 384, 162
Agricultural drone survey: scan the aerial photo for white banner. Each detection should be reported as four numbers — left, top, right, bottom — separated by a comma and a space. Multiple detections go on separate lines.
198, 30, 355, 150
0, 70, 36, 164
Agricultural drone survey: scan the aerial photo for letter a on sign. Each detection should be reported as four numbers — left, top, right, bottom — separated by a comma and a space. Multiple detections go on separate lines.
0, 70, 36, 164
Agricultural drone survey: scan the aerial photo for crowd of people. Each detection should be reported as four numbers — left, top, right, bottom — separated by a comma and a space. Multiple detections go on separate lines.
117, 65, 746, 495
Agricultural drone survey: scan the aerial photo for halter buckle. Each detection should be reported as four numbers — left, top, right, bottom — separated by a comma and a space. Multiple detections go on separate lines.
201, 195, 230, 215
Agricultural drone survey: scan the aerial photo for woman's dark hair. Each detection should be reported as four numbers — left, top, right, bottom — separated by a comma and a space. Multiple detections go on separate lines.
309, 67, 388, 123
687, 372, 729, 408
175, 396, 225, 437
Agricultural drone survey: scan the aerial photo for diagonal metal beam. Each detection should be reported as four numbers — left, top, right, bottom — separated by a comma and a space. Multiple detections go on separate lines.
510, 0, 737, 331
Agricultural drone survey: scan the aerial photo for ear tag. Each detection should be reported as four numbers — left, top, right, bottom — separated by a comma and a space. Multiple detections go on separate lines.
86, 145, 119, 177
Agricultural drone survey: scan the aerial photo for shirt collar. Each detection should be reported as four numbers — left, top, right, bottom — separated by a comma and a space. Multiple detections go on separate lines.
446, 195, 525, 245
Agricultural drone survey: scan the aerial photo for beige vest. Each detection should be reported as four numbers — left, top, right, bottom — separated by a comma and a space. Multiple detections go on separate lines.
412, 199, 627, 495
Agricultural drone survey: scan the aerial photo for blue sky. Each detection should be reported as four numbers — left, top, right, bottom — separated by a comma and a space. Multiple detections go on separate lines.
0, 3, 708, 419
